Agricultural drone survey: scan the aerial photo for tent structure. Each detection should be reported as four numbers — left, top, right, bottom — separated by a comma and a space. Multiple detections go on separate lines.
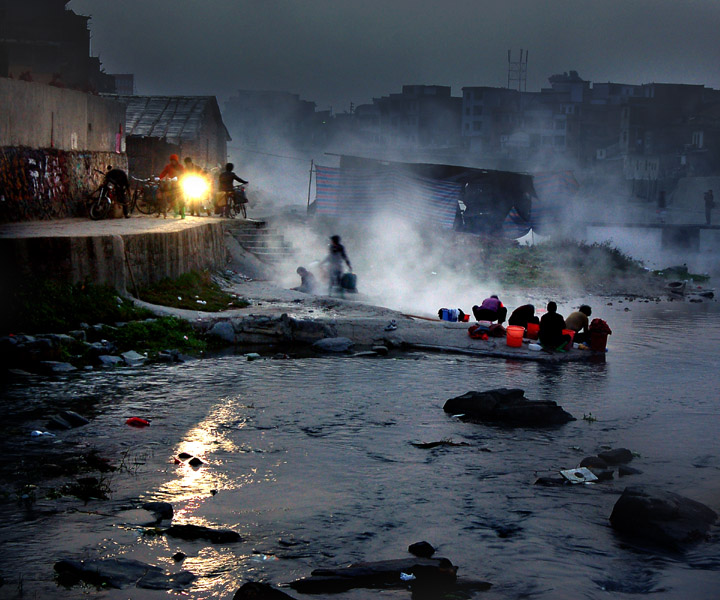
310, 154, 537, 234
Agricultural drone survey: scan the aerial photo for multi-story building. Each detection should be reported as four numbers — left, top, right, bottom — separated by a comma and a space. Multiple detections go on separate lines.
0, 0, 116, 92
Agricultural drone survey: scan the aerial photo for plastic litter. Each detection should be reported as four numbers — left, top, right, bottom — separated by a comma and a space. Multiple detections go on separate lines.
384, 320, 398, 331
126, 417, 150, 428
560, 467, 598, 484
528, 343, 542, 351
400, 572, 416, 581
30, 430, 56, 437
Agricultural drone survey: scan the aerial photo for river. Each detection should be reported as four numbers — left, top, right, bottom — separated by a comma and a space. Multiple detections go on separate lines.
1, 296, 719, 599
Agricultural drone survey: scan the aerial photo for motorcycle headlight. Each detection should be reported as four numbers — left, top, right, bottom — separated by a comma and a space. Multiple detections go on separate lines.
181, 174, 210, 199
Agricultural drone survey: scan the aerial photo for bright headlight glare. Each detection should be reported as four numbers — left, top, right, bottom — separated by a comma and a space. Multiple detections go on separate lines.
181, 174, 210, 199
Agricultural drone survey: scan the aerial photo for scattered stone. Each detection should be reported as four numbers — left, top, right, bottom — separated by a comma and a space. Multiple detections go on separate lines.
588, 467, 614, 481
97, 355, 123, 367
443, 388, 575, 426
172, 552, 186, 562
351, 351, 379, 358
59, 410, 90, 427
188, 457, 205, 467
598, 448, 633, 465
121, 350, 146, 366
177, 452, 193, 459
534, 476, 566, 486
410, 440, 470, 449
289, 557, 457, 594
610, 485, 718, 550
87, 340, 117, 357
116, 508, 162, 526
164, 524, 242, 543
234, 581, 297, 599
46, 414, 74, 430
408, 541, 435, 558
68, 329, 86, 341
142, 501, 174, 521
312, 337, 354, 353
579, 456, 608, 469
37, 361, 77, 374
618, 465, 643, 477
54, 558, 195, 590
246, 353, 261, 361
372, 345, 389, 356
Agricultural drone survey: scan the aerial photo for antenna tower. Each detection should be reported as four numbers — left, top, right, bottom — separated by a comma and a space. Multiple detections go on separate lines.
507, 49, 528, 92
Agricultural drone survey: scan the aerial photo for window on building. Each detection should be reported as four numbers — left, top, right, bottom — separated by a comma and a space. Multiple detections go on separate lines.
473, 121, 482, 131
465, 108, 470, 116
473, 106, 483, 116
692, 131, 704, 148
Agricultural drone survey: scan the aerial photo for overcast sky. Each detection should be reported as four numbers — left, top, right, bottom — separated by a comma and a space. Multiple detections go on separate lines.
68, 0, 720, 112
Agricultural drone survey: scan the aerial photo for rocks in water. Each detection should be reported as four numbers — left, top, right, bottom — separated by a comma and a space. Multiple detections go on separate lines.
54, 558, 195, 590
618, 465, 643, 477
288, 557, 457, 594
443, 388, 575, 426
47, 410, 89, 430
164, 523, 242, 543
121, 350, 146, 366
579, 456, 608, 469
208, 321, 236, 343
97, 355, 123, 367
37, 361, 77, 374
598, 448, 633, 465
312, 337, 354, 353
610, 485, 718, 550
372, 345, 389, 356
142, 501, 174, 521
234, 581, 298, 599
408, 541, 436, 558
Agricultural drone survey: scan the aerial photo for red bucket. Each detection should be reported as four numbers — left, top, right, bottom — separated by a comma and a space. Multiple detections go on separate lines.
526, 322, 539, 340
590, 331, 608, 351
562, 329, 575, 347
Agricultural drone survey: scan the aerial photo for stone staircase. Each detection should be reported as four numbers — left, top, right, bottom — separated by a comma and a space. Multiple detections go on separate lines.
225, 220, 295, 264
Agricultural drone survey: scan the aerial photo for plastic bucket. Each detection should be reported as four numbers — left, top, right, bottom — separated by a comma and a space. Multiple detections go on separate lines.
562, 329, 575, 347
590, 331, 608, 351
526, 322, 540, 340
506, 325, 525, 348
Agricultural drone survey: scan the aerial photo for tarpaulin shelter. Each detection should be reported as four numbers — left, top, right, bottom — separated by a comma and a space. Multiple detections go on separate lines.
310, 154, 536, 234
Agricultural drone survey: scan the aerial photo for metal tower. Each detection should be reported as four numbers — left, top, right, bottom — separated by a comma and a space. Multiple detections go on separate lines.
507, 49, 528, 92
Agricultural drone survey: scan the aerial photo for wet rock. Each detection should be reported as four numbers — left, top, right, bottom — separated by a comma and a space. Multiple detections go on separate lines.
372, 345, 389, 356
37, 361, 77, 374
68, 329, 86, 341
579, 456, 608, 469
246, 353, 261, 361
54, 558, 195, 590
142, 501, 174, 521
40, 333, 76, 345
352, 351, 379, 358
618, 465, 643, 477
164, 523, 242, 543
172, 552, 186, 562
60, 410, 90, 427
588, 467, 614, 481
188, 457, 205, 467
610, 485, 718, 550
158, 349, 181, 362
234, 581, 298, 599
208, 321, 236, 343
116, 508, 162, 526
97, 355, 123, 367
121, 350, 146, 366
87, 340, 117, 357
534, 476, 566, 486
47, 415, 74, 430
312, 337, 354, 353
408, 541, 435, 558
598, 448, 633, 465
444, 388, 575, 426
289, 557, 457, 594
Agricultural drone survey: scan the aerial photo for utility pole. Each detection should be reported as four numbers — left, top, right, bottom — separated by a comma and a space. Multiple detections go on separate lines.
508, 49, 528, 92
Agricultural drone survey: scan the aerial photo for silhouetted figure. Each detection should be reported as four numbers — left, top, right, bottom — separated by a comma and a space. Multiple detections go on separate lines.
508, 304, 539, 329
322, 235, 352, 296
292, 266, 318, 294
704, 189, 714, 225
564, 304, 592, 344
539, 301, 571, 351
472, 295, 507, 324
218, 162, 248, 218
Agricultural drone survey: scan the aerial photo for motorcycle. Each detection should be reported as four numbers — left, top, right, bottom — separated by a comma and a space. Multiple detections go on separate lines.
88, 168, 132, 220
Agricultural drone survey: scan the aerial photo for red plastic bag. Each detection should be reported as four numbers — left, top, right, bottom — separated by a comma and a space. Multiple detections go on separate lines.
126, 417, 150, 428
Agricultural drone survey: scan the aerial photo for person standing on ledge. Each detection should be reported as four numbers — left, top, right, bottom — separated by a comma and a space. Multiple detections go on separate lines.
322, 235, 352, 297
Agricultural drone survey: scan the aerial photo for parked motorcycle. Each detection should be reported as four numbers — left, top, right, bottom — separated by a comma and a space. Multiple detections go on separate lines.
88, 167, 132, 220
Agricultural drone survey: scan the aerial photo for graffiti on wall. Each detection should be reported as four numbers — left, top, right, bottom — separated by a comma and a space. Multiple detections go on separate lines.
0, 147, 128, 222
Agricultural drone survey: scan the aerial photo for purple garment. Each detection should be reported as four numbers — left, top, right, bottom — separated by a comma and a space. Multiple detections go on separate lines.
480, 297, 501, 312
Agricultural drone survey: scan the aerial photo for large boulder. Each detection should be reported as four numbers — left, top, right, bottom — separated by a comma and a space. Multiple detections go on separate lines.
312, 337, 354, 353
610, 486, 717, 550
164, 523, 241, 543
443, 388, 574, 426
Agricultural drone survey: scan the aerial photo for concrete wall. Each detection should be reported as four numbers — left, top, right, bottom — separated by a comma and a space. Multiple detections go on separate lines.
0, 222, 227, 293
0, 78, 125, 151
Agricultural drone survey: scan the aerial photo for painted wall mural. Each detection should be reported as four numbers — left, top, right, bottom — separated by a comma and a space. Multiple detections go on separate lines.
0, 147, 128, 222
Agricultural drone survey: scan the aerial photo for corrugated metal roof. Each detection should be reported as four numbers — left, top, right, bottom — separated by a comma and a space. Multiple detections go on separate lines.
114, 95, 226, 143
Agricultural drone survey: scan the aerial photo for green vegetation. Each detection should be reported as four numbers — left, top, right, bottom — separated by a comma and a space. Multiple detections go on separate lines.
138, 270, 249, 311
108, 316, 206, 354
651, 264, 710, 282
469, 239, 649, 287
3, 279, 153, 335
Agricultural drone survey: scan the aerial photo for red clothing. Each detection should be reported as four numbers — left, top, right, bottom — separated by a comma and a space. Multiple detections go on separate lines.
158, 162, 184, 179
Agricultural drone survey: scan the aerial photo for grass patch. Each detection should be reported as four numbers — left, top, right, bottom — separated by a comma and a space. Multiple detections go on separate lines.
3, 279, 153, 335
138, 270, 249, 311
108, 316, 206, 354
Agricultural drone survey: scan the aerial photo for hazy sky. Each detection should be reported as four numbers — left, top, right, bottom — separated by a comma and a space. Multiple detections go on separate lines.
68, 0, 720, 112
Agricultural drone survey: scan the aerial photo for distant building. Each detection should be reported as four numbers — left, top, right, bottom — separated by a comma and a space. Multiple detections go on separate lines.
223, 90, 320, 151
0, 0, 117, 93
111, 95, 231, 177
111, 74, 135, 95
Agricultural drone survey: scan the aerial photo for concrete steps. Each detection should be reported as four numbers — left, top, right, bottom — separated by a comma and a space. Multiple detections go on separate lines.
225, 220, 295, 264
